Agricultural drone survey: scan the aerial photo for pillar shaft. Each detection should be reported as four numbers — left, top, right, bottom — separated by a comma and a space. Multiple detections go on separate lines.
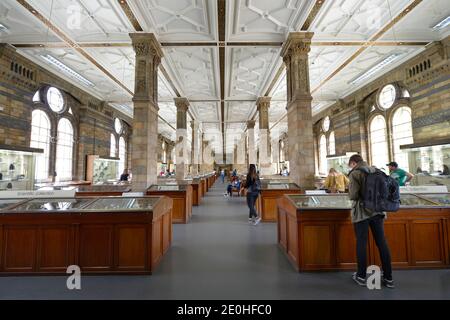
129, 33, 163, 191
174, 97, 190, 180
280, 32, 315, 189
191, 120, 201, 175
247, 120, 256, 166
257, 97, 272, 176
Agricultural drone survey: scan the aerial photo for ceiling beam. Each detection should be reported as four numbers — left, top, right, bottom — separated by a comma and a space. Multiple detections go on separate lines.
116, 0, 143, 31
301, 0, 327, 31
12, 41, 429, 49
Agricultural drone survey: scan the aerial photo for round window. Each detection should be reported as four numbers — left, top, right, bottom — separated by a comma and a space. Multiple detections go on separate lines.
322, 116, 330, 132
114, 118, 122, 134
378, 84, 396, 109
46, 87, 64, 112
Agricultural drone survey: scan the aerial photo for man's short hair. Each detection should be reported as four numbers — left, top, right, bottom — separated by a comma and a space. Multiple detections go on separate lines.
348, 154, 363, 165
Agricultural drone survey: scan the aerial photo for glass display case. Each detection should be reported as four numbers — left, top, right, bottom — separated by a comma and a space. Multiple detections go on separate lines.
398, 193, 440, 207
290, 194, 353, 209
326, 152, 358, 175
400, 142, 450, 188
86, 155, 120, 184
75, 185, 131, 193
85, 197, 158, 211
0, 146, 42, 190
148, 185, 185, 191
11, 198, 94, 211
0, 199, 25, 210
264, 183, 300, 190
287, 193, 442, 209
416, 193, 450, 205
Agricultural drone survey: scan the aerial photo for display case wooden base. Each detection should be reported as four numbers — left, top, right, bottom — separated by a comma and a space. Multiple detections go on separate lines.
277, 195, 450, 272
256, 185, 302, 222
191, 181, 201, 206
147, 185, 193, 224
0, 197, 173, 275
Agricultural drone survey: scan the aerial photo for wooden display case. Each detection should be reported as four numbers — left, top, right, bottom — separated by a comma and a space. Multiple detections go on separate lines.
256, 182, 302, 222
277, 193, 450, 272
0, 196, 173, 275
147, 184, 193, 223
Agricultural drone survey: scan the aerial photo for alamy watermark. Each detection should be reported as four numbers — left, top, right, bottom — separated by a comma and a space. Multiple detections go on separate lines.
366, 265, 381, 290
66, 265, 81, 290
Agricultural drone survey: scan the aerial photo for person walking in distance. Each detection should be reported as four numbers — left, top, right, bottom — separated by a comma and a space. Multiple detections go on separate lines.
220, 169, 225, 184
244, 164, 262, 226
348, 154, 394, 288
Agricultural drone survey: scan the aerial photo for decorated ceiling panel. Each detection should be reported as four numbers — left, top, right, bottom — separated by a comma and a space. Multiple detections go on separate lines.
227, 46, 280, 99
226, 0, 313, 41
130, 0, 217, 42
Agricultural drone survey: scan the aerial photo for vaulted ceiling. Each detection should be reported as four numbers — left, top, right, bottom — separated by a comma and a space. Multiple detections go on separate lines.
1, 0, 449, 155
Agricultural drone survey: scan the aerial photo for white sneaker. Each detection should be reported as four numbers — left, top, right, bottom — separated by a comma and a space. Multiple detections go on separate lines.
253, 217, 261, 226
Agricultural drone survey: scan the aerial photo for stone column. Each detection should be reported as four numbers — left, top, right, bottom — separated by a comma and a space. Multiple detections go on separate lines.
235, 133, 247, 174
247, 120, 256, 165
191, 120, 201, 175
257, 96, 272, 176
174, 97, 190, 180
129, 33, 163, 191
280, 32, 315, 189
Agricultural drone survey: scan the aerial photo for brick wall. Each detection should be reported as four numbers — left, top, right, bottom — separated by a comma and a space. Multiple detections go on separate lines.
313, 36, 450, 166
0, 44, 132, 181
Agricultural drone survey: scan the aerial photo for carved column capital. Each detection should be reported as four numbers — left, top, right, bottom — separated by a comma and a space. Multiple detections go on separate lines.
256, 96, 271, 111
129, 33, 164, 59
246, 120, 256, 129
174, 97, 190, 112
280, 32, 314, 60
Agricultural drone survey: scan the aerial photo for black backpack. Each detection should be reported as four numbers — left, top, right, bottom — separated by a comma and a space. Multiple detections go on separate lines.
357, 168, 400, 212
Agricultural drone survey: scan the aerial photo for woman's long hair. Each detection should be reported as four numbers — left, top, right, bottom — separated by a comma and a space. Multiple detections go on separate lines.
247, 164, 257, 182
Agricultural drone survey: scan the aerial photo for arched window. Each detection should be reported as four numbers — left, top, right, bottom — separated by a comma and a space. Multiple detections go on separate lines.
55, 118, 74, 180
110, 134, 116, 157
392, 107, 413, 172
369, 115, 389, 171
30, 110, 51, 180
118, 136, 126, 177
328, 131, 336, 155
319, 134, 327, 175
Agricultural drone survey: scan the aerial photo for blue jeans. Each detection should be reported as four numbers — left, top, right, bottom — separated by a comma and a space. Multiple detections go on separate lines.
354, 214, 393, 280
221, 175, 225, 183
246, 193, 258, 219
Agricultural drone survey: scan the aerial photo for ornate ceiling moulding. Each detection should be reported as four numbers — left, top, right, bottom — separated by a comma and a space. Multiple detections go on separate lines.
16, 0, 133, 96
312, 0, 424, 94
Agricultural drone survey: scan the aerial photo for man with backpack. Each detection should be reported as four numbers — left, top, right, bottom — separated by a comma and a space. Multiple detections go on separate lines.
348, 154, 395, 289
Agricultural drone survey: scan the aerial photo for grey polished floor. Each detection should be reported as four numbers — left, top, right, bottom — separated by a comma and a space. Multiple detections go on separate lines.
0, 180, 449, 300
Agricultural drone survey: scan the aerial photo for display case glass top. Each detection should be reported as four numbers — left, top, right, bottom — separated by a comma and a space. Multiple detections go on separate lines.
416, 193, 450, 205
289, 194, 352, 209
10, 198, 94, 211
399, 193, 440, 206
75, 185, 131, 193
148, 185, 187, 191
84, 197, 158, 211
265, 183, 300, 190
0, 199, 24, 210
287, 193, 442, 210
